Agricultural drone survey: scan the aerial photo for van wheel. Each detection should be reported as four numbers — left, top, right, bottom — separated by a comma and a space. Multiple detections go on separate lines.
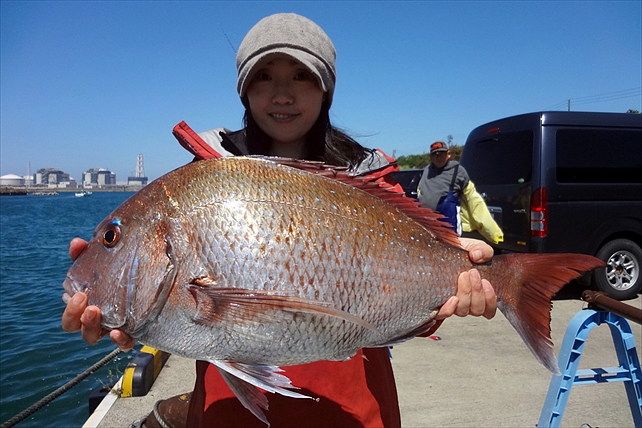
594, 239, 641, 300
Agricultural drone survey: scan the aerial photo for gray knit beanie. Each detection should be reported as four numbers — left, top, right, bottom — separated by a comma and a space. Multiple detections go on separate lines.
236, 13, 336, 105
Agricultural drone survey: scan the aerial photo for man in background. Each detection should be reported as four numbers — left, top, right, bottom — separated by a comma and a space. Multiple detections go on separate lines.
417, 140, 469, 234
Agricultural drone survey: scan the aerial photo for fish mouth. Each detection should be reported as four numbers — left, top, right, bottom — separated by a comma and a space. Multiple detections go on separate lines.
62, 292, 73, 304
62, 274, 127, 330
100, 311, 127, 330
62, 275, 88, 303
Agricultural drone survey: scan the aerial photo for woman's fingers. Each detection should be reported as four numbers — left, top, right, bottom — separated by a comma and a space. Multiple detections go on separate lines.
454, 270, 473, 317
482, 279, 497, 319
69, 237, 88, 260
459, 237, 493, 263
61, 292, 87, 332
467, 269, 485, 317
435, 296, 458, 320
80, 306, 104, 344
110, 330, 135, 351
437, 268, 497, 320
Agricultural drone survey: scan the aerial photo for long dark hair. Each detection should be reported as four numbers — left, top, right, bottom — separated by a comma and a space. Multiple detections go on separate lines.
243, 98, 373, 168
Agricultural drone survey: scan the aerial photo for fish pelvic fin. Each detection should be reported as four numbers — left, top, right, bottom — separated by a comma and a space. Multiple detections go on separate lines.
486, 253, 604, 373
209, 359, 316, 426
188, 282, 379, 333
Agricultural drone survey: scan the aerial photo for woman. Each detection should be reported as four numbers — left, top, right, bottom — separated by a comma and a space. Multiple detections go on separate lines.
62, 13, 496, 427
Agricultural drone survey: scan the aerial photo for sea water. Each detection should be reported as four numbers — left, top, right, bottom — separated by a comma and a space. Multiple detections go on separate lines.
0, 192, 138, 427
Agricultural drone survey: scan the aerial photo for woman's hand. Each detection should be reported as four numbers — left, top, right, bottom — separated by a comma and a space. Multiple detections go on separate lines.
61, 238, 135, 350
435, 238, 497, 320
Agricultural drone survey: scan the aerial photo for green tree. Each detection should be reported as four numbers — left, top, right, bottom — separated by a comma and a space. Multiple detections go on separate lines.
396, 153, 430, 170
395, 144, 464, 169
449, 144, 463, 160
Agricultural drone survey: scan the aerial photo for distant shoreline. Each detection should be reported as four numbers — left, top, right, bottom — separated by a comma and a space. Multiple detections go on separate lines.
0, 186, 141, 196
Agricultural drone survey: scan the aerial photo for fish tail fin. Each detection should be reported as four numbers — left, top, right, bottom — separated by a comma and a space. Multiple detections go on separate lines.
485, 253, 604, 373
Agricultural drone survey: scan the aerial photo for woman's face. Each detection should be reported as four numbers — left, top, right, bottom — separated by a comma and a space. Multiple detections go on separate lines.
246, 56, 324, 153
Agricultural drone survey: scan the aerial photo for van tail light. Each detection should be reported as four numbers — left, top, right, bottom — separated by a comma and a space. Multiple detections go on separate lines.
530, 187, 548, 238
487, 126, 500, 135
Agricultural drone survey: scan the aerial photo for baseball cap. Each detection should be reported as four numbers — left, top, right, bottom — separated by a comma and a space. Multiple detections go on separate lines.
430, 141, 449, 154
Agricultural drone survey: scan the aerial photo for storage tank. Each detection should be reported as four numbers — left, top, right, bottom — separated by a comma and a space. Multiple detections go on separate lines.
0, 174, 25, 186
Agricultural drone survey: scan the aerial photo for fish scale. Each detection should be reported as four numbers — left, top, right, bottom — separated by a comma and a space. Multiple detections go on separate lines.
63, 156, 604, 424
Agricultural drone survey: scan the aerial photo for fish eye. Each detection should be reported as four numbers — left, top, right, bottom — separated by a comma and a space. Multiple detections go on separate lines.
102, 224, 121, 248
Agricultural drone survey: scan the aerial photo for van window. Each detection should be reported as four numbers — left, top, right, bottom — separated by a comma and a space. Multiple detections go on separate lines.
463, 130, 533, 185
556, 129, 642, 183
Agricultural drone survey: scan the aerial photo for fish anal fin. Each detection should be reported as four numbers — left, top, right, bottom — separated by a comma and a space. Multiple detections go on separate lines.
377, 315, 440, 347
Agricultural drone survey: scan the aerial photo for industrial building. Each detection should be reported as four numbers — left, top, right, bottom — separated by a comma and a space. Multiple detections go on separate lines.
2, 154, 145, 191
35, 168, 69, 185
82, 168, 116, 187
127, 154, 148, 187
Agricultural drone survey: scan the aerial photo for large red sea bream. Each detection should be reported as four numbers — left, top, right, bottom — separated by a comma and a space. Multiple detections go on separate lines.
62, 156, 603, 424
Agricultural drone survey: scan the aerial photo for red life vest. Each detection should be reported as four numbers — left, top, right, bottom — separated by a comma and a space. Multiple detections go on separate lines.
187, 348, 401, 428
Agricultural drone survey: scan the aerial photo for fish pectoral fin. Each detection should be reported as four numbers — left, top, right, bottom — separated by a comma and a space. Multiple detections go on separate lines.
187, 285, 378, 332
209, 359, 316, 426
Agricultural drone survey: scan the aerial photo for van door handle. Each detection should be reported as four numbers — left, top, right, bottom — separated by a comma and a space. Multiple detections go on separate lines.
513, 209, 526, 214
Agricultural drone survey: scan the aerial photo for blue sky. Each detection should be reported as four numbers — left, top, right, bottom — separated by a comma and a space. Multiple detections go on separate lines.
1, 1, 640, 181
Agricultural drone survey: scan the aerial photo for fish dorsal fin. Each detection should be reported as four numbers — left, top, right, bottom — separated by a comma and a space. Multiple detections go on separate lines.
265, 156, 462, 249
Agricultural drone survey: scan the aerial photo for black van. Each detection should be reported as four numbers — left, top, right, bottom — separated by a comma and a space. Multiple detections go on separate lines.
459, 111, 642, 300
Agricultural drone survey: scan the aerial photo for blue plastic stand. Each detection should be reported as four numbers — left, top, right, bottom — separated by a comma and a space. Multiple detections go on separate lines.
537, 309, 642, 427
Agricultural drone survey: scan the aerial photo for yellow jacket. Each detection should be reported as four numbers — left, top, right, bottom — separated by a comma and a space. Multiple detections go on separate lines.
460, 181, 504, 244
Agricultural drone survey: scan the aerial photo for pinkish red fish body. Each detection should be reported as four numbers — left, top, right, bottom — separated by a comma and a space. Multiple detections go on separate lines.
62, 156, 603, 425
